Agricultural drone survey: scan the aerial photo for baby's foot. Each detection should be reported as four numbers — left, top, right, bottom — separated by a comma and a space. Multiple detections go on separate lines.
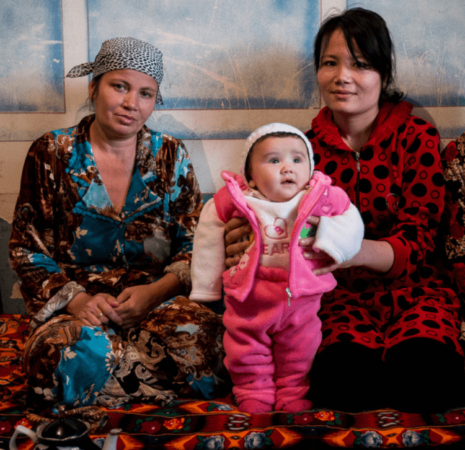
239, 399, 273, 414
281, 399, 313, 413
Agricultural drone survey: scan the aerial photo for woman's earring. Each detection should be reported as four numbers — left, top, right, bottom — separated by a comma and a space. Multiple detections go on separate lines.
249, 180, 256, 188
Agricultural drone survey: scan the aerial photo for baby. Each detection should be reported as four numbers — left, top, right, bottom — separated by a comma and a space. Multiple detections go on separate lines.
190, 123, 364, 413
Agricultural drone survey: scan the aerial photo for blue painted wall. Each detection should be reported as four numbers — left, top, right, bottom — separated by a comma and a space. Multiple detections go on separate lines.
0, 0, 65, 112
349, 0, 465, 139
88, 0, 320, 111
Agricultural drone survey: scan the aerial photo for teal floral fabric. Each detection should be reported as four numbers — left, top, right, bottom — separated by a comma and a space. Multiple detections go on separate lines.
9, 114, 202, 328
54, 325, 115, 407
22, 297, 228, 411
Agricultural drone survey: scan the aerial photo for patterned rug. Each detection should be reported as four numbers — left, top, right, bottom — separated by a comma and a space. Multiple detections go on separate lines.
1, 314, 465, 449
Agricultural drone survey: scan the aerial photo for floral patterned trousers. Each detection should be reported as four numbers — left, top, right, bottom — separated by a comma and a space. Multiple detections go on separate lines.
23, 296, 229, 414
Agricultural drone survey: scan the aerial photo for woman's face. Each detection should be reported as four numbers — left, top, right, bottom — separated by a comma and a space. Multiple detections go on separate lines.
317, 29, 382, 122
89, 69, 158, 140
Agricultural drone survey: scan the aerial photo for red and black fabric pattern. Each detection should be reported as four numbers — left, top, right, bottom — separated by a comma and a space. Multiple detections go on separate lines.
305, 101, 462, 358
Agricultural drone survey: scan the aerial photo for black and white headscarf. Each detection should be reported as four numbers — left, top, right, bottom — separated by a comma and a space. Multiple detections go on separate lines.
67, 37, 164, 105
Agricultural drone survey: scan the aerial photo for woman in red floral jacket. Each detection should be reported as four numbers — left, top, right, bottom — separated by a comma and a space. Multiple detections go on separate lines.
225, 8, 465, 413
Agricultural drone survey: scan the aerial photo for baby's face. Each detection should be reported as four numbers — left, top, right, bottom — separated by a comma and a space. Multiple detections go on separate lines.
248, 136, 311, 202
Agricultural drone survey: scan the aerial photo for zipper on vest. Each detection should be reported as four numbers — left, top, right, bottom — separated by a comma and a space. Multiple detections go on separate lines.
286, 181, 325, 309
286, 287, 292, 307
355, 151, 361, 209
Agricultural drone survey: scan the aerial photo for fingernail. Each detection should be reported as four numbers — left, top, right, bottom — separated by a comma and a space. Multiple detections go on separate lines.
303, 252, 310, 259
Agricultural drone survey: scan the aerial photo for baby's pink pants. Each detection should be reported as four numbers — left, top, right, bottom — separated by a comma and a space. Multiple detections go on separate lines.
223, 266, 322, 413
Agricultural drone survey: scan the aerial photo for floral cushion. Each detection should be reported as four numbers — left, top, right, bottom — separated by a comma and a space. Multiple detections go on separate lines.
442, 133, 465, 348
1, 315, 465, 449
443, 132, 465, 266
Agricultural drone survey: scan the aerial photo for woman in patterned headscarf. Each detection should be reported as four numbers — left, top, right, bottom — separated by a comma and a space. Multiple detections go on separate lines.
9, 37, 228, 418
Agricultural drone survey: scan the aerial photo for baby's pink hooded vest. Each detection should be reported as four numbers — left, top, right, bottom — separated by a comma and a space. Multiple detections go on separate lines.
215, 170, 351, 302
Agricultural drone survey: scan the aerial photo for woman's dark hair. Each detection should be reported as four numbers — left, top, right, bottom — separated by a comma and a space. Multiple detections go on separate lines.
313, 7, 404, 104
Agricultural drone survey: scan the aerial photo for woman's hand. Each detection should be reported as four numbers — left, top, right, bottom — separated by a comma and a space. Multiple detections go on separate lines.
224, 217, 251, 268
114, 273, 181, 329
299, 216, 340, 275
65, 292, 122, 327
300, 241, 355, 276
300, 216, 395, 275
114, 285, 159, 329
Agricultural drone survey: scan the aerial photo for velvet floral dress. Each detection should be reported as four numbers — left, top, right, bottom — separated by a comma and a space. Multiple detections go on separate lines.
9, 115, 227, 414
